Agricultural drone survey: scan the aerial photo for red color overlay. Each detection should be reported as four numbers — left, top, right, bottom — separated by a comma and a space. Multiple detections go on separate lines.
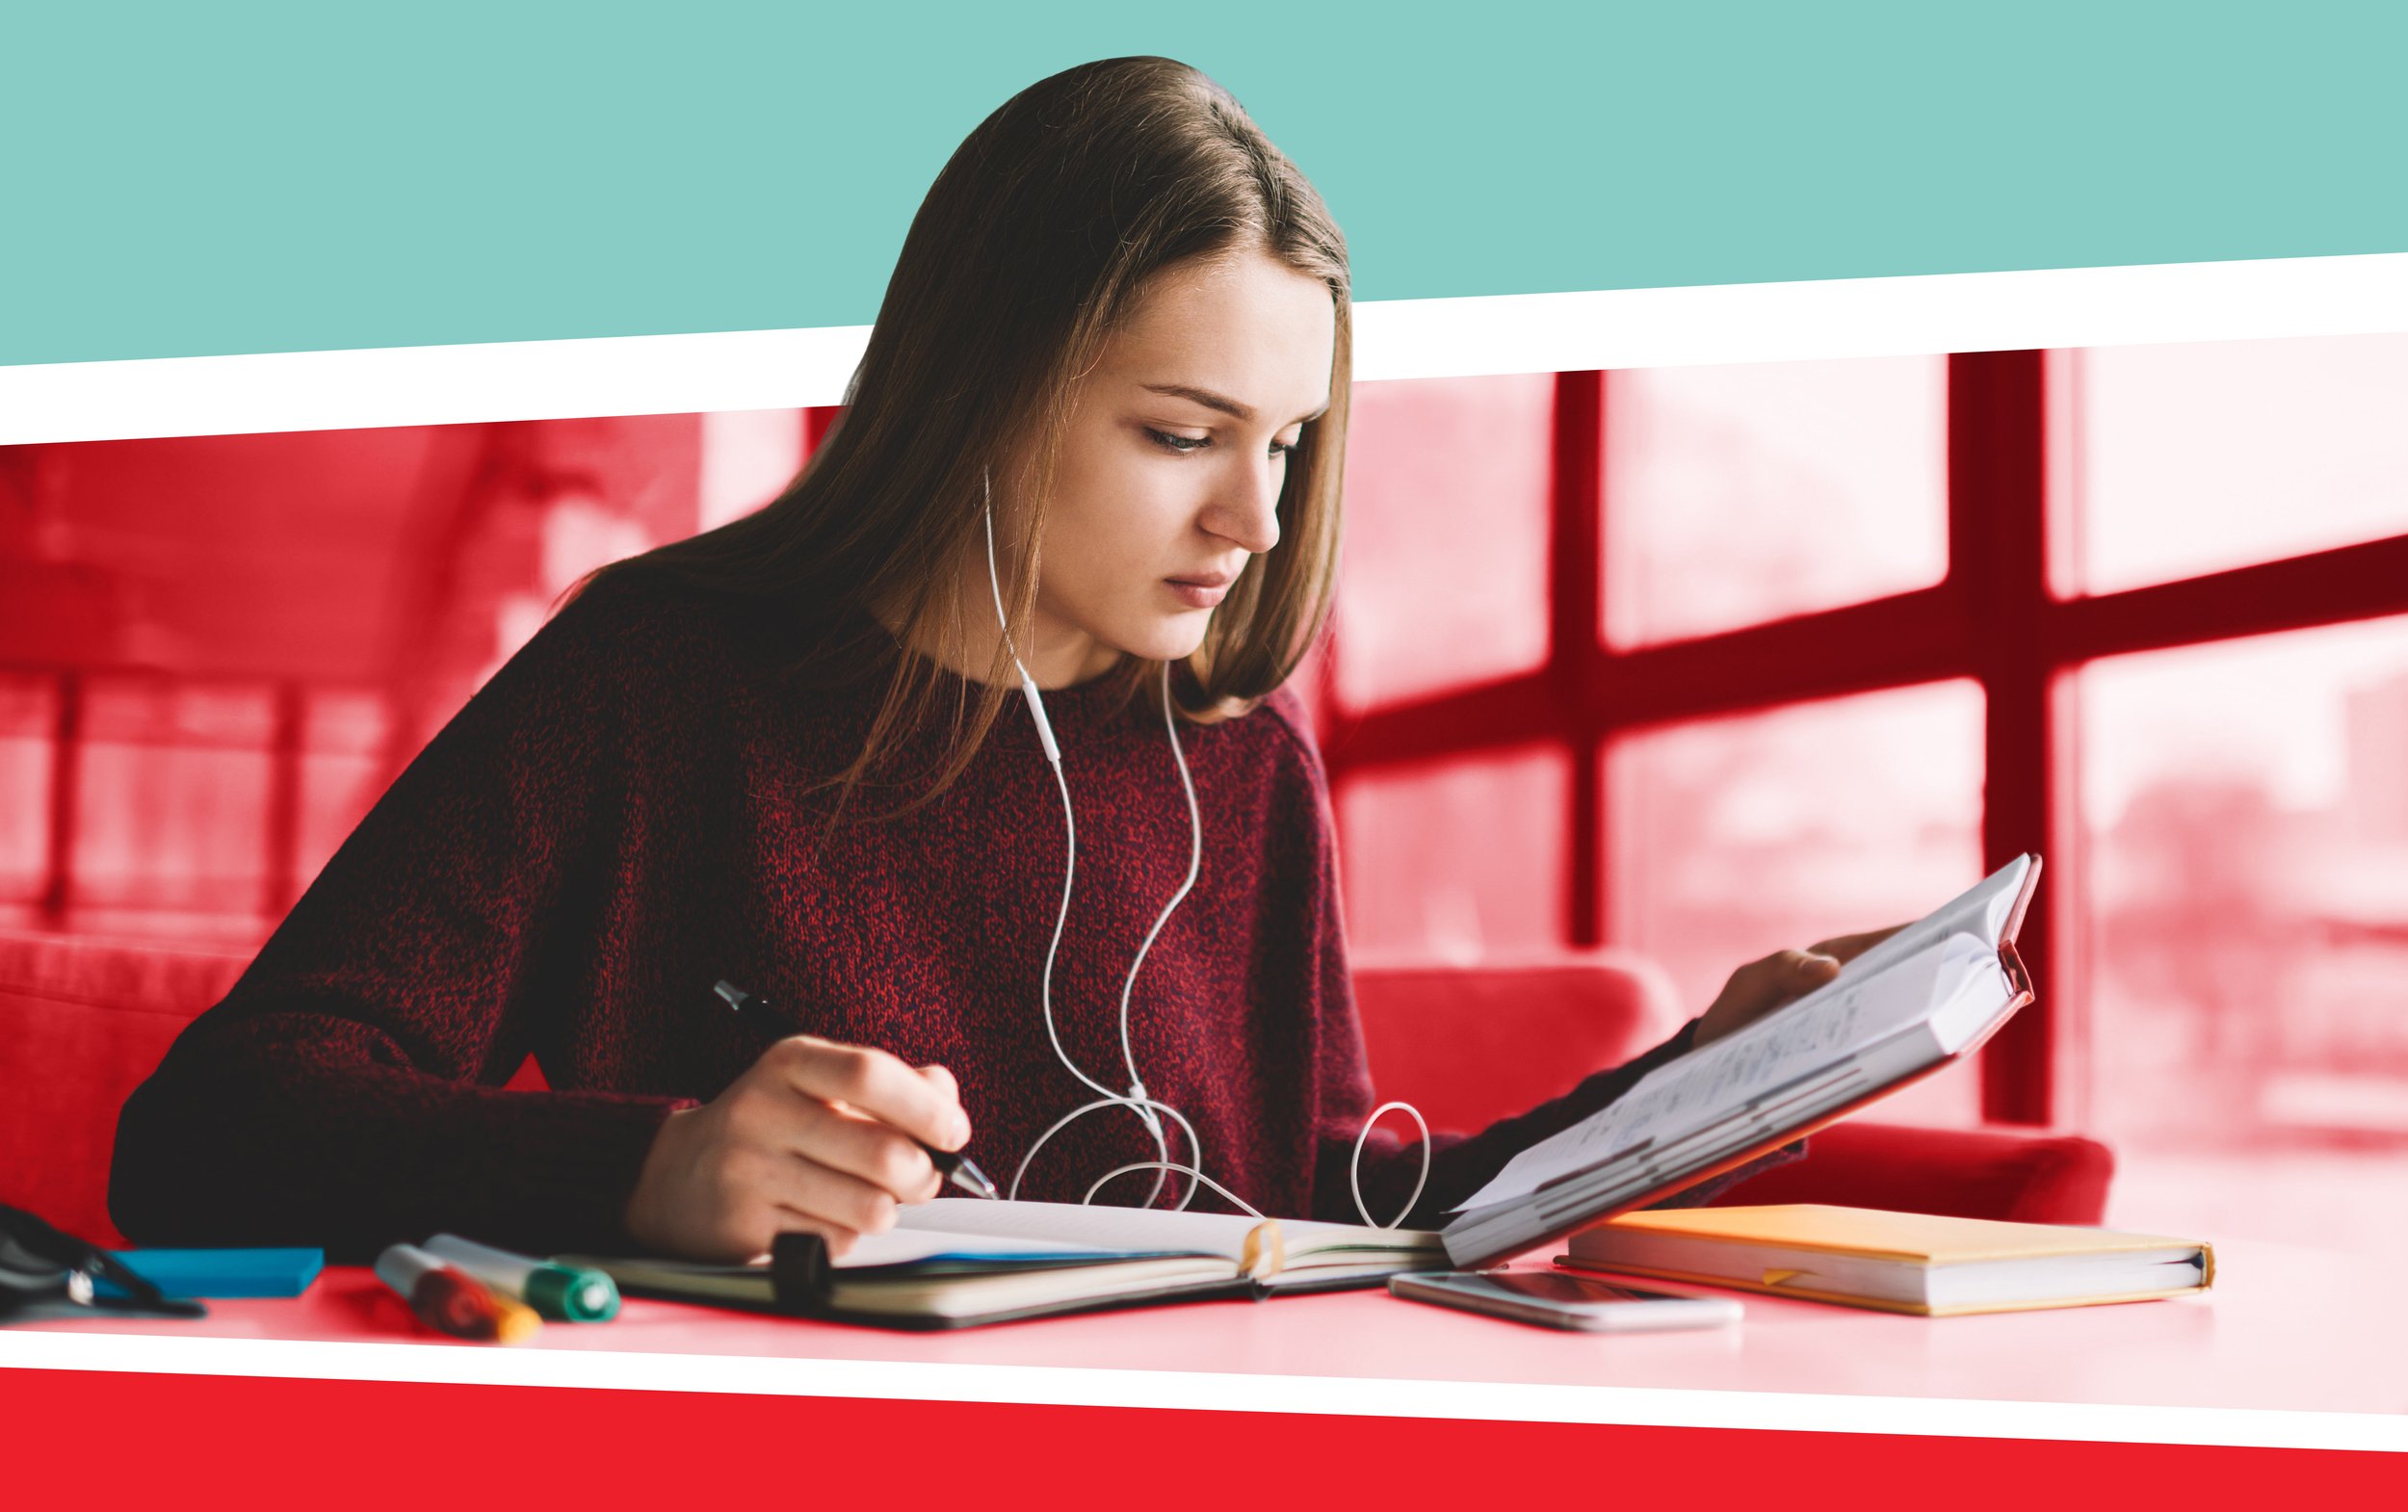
7, 1368, 2399, 1507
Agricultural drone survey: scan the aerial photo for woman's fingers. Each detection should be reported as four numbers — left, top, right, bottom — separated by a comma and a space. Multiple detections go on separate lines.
1697, 948, 1843, 1046
768, 1035, 972, 1151
1753, 949, 1840, 1011
1693, 922, 1917, 1048
773, 1096, 944, 1204
628, 1034, 979, 1262
1790, 950, 1843, 985
1727, 948, 1836, 1007
761, 1149, 909, 1239
1808, 924, 1909, 964
714, 1141, 910, 1255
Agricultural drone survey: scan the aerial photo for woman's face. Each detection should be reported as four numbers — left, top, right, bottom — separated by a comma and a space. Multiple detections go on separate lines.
1001, 248, 1337, 687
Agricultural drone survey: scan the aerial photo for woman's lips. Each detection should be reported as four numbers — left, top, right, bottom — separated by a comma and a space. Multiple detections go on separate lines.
1165, 578, 1230, 609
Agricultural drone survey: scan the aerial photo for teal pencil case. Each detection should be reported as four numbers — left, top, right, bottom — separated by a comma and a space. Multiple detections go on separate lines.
98, 1248, 325, 1299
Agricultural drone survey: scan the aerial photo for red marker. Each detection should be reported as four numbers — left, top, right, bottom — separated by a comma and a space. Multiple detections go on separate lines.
374, 1242, 541, 1343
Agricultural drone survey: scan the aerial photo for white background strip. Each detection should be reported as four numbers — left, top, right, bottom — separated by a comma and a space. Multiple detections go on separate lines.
4, 252, 2406, 446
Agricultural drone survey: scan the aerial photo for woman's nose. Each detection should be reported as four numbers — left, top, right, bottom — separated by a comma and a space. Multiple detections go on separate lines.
1207, 458, 1283, 555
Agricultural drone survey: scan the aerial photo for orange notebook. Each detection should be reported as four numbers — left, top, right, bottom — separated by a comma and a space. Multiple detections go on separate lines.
1557, 1204, 2213, 1317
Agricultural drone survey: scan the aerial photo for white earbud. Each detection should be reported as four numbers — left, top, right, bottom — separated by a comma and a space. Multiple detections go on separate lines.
982, 499, 1060, 765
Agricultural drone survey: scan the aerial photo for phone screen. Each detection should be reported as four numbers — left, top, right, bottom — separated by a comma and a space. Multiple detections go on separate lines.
1458, 1272, 1697, 1306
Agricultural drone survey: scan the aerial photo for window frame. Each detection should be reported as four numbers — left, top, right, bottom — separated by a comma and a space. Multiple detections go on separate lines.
1321, 352, 2408, 1125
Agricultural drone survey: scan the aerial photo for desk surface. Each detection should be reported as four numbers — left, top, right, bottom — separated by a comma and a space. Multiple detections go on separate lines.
8, 1237, 2403, 1425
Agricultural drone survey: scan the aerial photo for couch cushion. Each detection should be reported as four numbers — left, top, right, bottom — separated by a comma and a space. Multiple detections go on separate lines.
1352, 952, 1686, 1135
0, 927, 252, 1245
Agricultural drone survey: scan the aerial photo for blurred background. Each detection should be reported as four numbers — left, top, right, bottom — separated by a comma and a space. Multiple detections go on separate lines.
5, 334, 2404, 1257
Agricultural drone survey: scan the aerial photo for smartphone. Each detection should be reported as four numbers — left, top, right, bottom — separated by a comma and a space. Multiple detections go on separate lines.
1388, 1270, 1741, 1332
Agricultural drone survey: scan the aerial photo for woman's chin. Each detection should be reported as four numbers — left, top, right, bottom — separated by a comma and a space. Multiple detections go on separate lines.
1112, 614, 1212, 665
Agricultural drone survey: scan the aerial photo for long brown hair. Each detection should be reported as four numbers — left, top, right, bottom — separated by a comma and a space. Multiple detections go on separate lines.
568, 56, 1352, 821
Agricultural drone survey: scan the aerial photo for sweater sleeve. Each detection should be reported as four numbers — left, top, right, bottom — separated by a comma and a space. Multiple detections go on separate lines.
108, 577, 688, 1264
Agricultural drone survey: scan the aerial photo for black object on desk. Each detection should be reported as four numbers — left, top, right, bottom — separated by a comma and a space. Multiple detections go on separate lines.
712, 979, 1002, 1201
0, 1202, 207, 1322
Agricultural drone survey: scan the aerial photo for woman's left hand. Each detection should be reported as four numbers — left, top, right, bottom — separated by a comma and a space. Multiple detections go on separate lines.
1691, 925, 1907, 1049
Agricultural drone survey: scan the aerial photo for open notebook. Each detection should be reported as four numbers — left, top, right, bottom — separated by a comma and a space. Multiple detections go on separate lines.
566, 1199, 1446, 1329
1441, 853, 2044, 1267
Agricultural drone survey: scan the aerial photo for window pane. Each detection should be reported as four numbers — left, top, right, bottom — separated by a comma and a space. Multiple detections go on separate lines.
1338, 744, 1569, 965
2067, 333, 2408, 596
295, 689, 395, 892
0, 674, 56, 901
1608, 681, 1986, 1124
1334, 375, 1553, 709
697, 409, 805, 531
1603, 356, 1947, 648
71, 678, 274, 917
2078, 616, 2408, 1258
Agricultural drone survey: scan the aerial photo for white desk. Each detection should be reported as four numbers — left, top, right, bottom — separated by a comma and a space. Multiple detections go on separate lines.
6, 1237, 2401, 1439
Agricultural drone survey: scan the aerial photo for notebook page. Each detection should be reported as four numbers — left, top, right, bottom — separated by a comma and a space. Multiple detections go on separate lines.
896, 1199, 1250, 1260
895, 1199, 1437, 1261
561, 1229, 1119, 1286
835, 1228, 1116, 1269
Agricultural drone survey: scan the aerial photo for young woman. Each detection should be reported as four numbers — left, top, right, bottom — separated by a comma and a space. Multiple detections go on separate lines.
111, 57, 1884, 1265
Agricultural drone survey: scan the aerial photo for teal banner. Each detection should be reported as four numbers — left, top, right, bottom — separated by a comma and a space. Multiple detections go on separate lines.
6, 2, 2404, 365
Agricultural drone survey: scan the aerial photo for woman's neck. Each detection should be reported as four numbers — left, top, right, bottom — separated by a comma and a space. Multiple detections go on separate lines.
871, 567, 1124, 691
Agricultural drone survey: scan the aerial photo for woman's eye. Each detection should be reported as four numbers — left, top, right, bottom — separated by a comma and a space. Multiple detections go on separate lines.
1146, 427, 1298, 460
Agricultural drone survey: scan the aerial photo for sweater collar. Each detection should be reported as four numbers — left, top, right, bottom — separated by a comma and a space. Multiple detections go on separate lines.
848, 606, 1164, 752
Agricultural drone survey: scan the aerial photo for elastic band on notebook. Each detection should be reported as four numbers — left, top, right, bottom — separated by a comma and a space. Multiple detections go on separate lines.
1239, 1220, 1286, 1281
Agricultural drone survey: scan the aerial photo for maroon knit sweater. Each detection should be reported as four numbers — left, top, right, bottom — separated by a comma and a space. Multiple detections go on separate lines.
110, 569, 1786, 1264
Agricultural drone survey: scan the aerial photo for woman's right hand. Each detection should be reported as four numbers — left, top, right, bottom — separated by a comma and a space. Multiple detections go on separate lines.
623, 1035, 972, 1263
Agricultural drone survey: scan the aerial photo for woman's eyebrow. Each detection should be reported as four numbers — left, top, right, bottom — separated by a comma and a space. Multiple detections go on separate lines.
1142, 382, 1330, 425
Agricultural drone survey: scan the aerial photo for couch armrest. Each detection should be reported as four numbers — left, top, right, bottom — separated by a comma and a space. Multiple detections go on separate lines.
1704, 1120, 2115, 1225
0, 927, 253, 1245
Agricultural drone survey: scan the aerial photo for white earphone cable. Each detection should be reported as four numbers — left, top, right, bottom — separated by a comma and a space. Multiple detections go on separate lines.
980, 470, 1426, 1229
1350, 1102, 1432, 1230
988, 489, 1182, 1207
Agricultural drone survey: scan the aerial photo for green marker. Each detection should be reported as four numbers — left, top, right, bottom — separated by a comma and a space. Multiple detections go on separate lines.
423, 1234, 620, 1322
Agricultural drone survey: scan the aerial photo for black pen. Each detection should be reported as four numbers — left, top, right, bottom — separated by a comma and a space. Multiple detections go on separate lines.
712, 979, 1001, 1200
